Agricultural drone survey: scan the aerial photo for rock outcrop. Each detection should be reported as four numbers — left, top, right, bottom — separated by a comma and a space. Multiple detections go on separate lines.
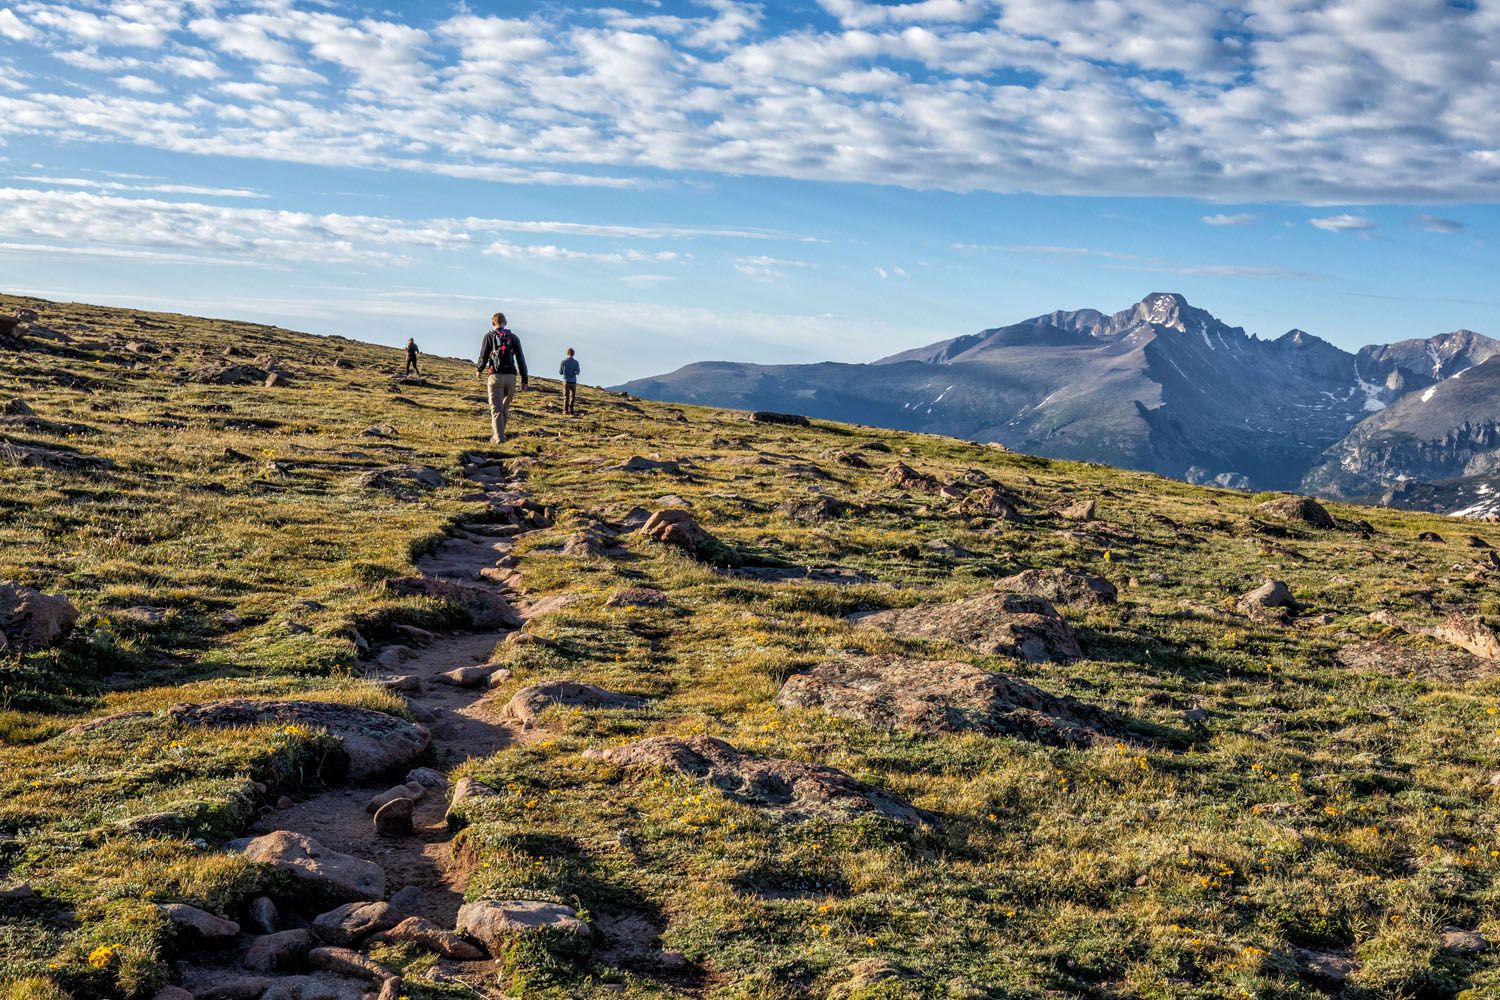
0, 582, 79, 652
995, 567, 1116, 605
848, 592, 1082, 662
1255, 495, 1335, 530
241, 831, 386, 903
501, 680, 647, 726
168, 700, 429, 780
776, 655, 1128, 746
588, 735, 928, 826
457, 900, 589, 953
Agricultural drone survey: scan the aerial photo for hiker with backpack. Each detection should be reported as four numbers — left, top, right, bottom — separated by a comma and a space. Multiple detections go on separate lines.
559, 348, 580, 415
404, 337, 420, 376
476, 312, 528, 444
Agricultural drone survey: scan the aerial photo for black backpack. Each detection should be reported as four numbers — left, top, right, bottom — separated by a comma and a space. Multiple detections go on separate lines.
486, 330, 513, 369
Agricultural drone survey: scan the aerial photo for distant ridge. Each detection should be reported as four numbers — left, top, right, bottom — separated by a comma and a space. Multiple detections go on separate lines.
616, 292, 1500, 510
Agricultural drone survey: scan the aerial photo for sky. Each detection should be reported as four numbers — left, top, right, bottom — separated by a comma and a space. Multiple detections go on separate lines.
1, 0, 1499, 383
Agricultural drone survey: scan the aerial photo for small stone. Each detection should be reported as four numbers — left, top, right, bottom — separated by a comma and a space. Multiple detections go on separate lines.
445, 777, 499, 828
153, 987, 194, 1000
159, 902, 240, 939
388, 886, 424, 913
366, 781, 425, 814
1183, 706, 1210, 726
275, 795, 293, 810
1418, 530, 1446, 543
437, 663, 508, 688
502, 680, 647, 727
405, 767, 446, 789
383, 674, 421, 692
372, 915, 485, 960
1440, 927, 1488, 954
311, 900, 402, 946
243, 928, 312, 972
0, 882, 34, 901
308, 945, 394, 982
373, 797, 415, 838
247, 896, 279, 934
185, 977, 265, 1000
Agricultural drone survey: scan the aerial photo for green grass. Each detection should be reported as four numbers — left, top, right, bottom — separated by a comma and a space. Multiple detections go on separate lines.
4, 292, 1500, 998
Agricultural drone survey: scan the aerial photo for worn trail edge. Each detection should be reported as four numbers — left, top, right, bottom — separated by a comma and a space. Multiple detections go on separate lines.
175, 455, 542, 1000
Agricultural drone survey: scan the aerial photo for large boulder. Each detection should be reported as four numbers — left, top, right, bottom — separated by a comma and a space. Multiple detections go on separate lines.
958, 487, 1024, 521
1255, 495, 1335, 530
775, 655, 1128, 746
457, 900, 589, 954
167, 700, 429, 780
848, 592, 1082, 662
587, 735, 928, 826
641, 509, 712, 553
1430, 614, 1500, 660
884, 462, 938, 492
386, 576, 522, 629
995, 568, 1116, 605
501, 680, 647, 727
1238, 579, 1296, 618
0, 582, 79, 652
240, 831, 385, 903
157, 902, 239, 939
607, 456, 681, 474
749, 411, 810, 427
312, 901, 404, 946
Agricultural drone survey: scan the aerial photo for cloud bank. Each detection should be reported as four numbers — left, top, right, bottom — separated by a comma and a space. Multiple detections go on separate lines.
1, 0, 1497, 203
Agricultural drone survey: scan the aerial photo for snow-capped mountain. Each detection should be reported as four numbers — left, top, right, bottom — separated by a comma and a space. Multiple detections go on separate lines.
615, 293, 1500, 508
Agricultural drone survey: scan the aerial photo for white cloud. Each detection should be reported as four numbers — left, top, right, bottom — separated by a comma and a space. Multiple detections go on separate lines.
1, 0, 1499, 202
116, 74, 164, 93
1412, 214, 1464, 234
484, 240, 683, 264
0, 7, 37, 42
15, 175, 269, 198
1309, 213, 1378, 233
1202, 213, 1258, 227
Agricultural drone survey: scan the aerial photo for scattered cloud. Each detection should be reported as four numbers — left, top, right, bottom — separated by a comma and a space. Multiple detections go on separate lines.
484, 241, 683, 265
735, 255, 816, 281
0, 7, 37, 42
875, 265, 909, 279
1309, 214, 1378, 234
0, 1, 1498, 201
1412, 214, 1464, 234
15, 175, 269, 198
1202, 213, 1258, 227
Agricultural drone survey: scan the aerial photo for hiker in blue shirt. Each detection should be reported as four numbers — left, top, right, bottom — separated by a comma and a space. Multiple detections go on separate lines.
559, 348, 581, 415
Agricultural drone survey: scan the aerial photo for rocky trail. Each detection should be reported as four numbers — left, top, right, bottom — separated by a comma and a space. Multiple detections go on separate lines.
168, 456, 549, 1000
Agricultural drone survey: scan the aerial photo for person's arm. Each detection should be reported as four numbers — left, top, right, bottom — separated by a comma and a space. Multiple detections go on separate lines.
476, 332, 491, 372
514, 336, 528, 386
559, 360, 567, 376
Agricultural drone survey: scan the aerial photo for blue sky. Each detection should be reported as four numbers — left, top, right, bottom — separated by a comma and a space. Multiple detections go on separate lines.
1, 0, 1498, 382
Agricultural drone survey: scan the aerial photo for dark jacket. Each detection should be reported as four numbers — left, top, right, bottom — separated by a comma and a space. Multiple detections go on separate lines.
406, 341, 418, 357
477, 328, 528, 384
560, 357, 580, 383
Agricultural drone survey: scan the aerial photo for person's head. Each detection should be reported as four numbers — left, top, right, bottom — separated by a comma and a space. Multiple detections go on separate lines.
566, 348, 575, 357
407, 337, 414, 344
492, 312, 506, 329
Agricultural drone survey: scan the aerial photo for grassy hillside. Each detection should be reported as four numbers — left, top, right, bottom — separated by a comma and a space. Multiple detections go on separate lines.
3, 292, 1500, 999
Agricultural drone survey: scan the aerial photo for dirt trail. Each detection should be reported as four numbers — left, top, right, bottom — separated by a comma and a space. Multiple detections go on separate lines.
181, 460, 542, 997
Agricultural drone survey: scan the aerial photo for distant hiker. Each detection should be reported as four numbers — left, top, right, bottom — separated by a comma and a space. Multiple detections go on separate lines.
404, 337, 420, 376
476, 312, 528, 444
559, 348, 580, 415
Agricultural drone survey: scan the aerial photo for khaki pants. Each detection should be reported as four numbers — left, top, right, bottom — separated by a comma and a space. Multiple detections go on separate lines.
486, 373, 517, 442
564, 382, 577, 414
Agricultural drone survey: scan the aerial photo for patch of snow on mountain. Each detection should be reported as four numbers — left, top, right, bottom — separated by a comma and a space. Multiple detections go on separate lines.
1427, 343, 1442, 377
1421, 386, 1438, 403
1353, 364, 1388, 412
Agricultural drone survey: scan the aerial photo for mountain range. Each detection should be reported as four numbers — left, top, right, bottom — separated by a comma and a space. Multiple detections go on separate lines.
616, 292, 1500, 515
